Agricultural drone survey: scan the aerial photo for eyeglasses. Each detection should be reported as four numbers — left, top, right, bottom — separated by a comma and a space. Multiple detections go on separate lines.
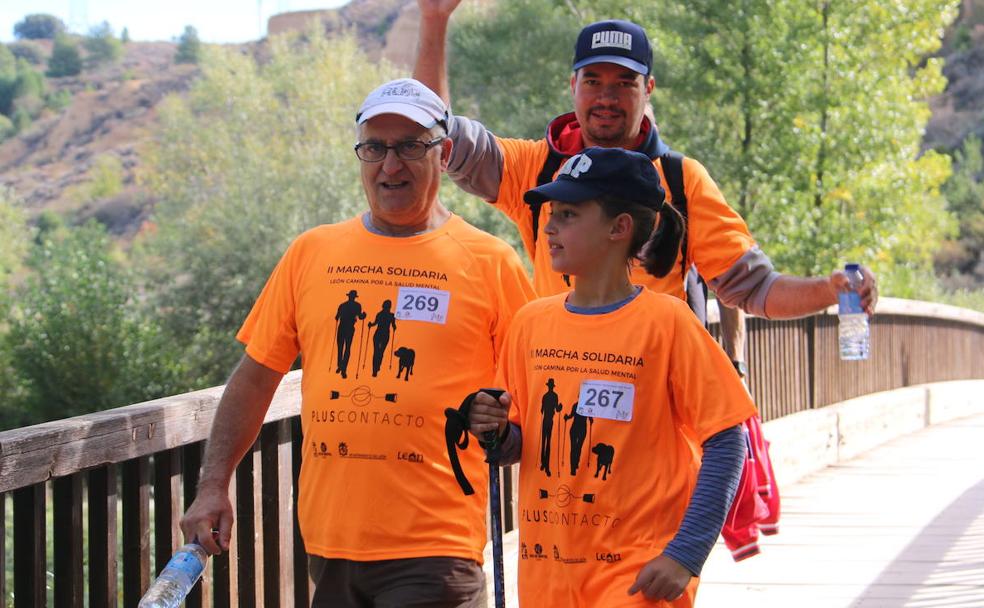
353, 137, 446, 162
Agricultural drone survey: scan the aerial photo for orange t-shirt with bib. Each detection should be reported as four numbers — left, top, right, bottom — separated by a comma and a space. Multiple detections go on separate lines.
237, 215, 534, 563
493, 136, 755, 299
500, 290, 756, 607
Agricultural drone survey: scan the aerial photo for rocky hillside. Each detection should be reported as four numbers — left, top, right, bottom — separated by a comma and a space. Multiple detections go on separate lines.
1, 0, 982, 243
0, 41, 198, 239
924, 0, 984, 152
0, 0, 423, 241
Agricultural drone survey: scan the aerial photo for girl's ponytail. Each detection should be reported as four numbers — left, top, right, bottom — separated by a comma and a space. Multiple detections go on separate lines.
641, 203, 685, 278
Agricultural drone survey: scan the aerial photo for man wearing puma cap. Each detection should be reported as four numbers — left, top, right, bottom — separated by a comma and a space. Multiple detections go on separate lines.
412, 1, 878, 320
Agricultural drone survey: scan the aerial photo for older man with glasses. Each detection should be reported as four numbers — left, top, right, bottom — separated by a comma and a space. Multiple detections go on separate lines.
181, 78, 534, 607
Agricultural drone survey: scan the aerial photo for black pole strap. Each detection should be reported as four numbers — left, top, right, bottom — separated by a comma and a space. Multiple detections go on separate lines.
444, 389, 507, 496
444, 392, 479, 496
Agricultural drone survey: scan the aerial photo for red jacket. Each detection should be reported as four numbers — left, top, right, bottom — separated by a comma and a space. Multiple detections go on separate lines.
721, 414, 780, 560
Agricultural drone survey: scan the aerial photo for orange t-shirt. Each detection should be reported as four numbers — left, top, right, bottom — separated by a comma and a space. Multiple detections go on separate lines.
494, 136, 756, 299
237, 215, 535, 563
499, 290, 756, 607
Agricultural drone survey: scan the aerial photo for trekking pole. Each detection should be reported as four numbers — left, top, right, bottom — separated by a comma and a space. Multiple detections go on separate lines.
355, 317, 366, 379
478, 388, 507, 608
561, 415, 567, 474
587, 417, 593, 469
389, 324, 396, 370
443, 389, 508, 608
328, 318, 339, 372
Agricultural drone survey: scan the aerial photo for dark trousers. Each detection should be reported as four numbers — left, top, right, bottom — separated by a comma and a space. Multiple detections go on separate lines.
309, 555, 487, 608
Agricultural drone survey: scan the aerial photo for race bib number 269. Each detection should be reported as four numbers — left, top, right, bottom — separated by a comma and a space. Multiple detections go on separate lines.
576, 380, 635, 422
395, 287, 450, 324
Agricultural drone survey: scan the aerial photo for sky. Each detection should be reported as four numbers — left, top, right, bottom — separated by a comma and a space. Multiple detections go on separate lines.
1, 0, 349, 44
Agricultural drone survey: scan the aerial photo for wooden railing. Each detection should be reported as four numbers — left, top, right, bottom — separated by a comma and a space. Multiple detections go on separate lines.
1, 298, 982, 607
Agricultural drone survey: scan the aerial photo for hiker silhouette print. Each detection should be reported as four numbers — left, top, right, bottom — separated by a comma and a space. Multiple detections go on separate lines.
333, 290, 367, 379
367, 300, 397, 378
563, 402, 594, 476
330, 289, 423, 382
539, 378, 563, 477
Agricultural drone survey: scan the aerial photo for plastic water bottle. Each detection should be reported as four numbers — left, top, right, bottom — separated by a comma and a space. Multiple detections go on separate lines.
838, 263, 869, 360
138, 543, 208, 608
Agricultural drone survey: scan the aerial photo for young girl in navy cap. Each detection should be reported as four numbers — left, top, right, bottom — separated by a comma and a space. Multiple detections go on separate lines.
468, 147, 755, 607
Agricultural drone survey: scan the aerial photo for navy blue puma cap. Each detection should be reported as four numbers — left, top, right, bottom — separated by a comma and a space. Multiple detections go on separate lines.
523, 147, 665, 210
573, 20, 652, 76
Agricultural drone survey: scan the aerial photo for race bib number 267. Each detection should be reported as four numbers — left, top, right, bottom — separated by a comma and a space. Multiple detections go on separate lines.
576, 380, 635, 422
395, 287, 450, 324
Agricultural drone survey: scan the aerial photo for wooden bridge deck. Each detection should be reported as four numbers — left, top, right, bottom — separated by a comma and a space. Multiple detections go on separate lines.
484, 411, 984, 607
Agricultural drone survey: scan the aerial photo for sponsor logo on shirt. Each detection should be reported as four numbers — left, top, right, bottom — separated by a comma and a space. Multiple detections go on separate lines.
397, 450, 425, 464
311, 441, 332, 458
553, 544, 587, 565
336, 441, 386, 461
596, 551, 622, 563
521, 542, 549, 561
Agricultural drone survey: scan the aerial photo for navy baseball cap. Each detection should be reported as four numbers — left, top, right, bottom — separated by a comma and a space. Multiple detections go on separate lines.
523, 147, 665, 209
573, 20, 652, 76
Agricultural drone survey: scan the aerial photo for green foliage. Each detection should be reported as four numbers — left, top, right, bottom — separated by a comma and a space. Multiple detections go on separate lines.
47, 35, 82, 77
935, 135, 984, 288
121, 27, 131, 44
449, 0, 581, 139
0, 114, 13, 142
83, 155, 125, 201
0, 189, 30, 285
84, 21, 123, 66
1, 58, 45, 118
8, 41, 46, 65
175, 26, 202, 65
11, 107, 31, 131
1, 221, 186, 429
0, 192, 32, 424
952, 23, 972, 51
0, 45, 14, 76
643, 0, 959, 289
45, 88, 72, 111
13, 14, 66, 40
142, 31, 399, 385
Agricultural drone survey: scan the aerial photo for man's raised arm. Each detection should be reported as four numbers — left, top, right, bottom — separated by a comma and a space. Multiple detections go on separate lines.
413, 0, 462, 103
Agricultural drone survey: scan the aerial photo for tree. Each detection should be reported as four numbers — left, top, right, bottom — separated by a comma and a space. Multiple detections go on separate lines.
121, 27, 131, 44
83, 21, 123, 66
0, 114, 13, 142
0, 189, 30, 286
0, 45, 14, 76
642, 0, 958, 284
1, 58, 45, 117
175, 26, 202, 64
449, 0, 581, 139
3, 221, 186, 428
142, 31, 399, 385
47, 35, 82, 77
936, 135, 984, 288
13, 14, 66, 40
0, 192, 32, 427
8, 41, 45, 65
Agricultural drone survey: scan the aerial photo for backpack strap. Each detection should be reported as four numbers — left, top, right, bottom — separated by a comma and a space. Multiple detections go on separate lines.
535, 149, 572, 286
660, 151, 709, 325
532, 148, 568, 246
659, 150, 688, 279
